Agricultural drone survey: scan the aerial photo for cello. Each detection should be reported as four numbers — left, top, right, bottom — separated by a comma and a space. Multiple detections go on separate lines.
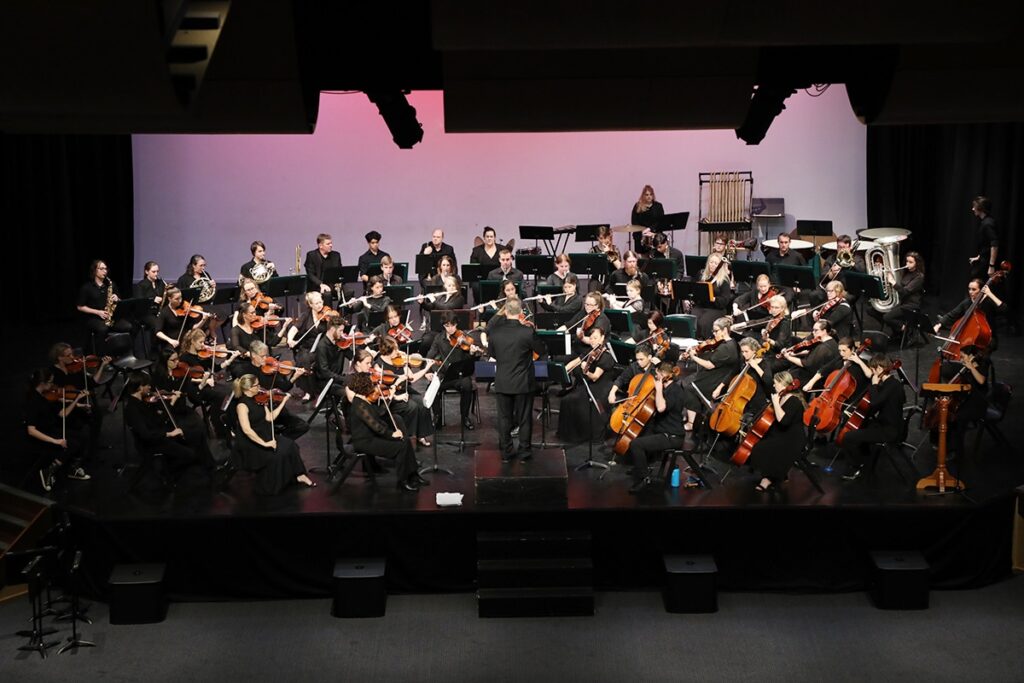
608, 356, 658, 456
803, 339, 872, 433
835, 360, 901, 445
708, 342, 771, 437
731, 379, 801, 465
929, 262, 1010, 382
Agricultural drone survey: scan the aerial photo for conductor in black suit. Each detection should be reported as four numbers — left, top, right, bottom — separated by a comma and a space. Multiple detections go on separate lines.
488, 297, 541, 462
305, 233, 343, 306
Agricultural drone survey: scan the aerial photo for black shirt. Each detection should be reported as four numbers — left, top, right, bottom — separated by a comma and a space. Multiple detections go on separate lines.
566, 310, 611, 339
823, 301, 854, 339
125, 395, 174, 445
158, 306, 194, 339
893, 270, 924, 309
239, 259, 278, 283
487, 266, 524, 284
304, 249, 343, 289
866, 375, 904, 435
975, 215, 998, 262
765, 250, 807, 269
133, 278, 167, 312
357, 249, 390, 276
652, 247, 685, 277
419, 242, 458, 275
609, 269, 650, 288
26, 392, 61, 438
470, 244, 507, 270
77, 279, 116, 312
649, 380, 686, 436
315, 338, 347, 385
803, 338, 841, 378
631, 201, 665, 252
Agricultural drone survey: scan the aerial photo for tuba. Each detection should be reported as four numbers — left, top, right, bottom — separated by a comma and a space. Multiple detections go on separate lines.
867, 241, 900, 313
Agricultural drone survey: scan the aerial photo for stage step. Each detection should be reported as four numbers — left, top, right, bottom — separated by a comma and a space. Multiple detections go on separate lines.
0, 484, 55, 600
477, 557, 593, 588
476, 586, 595, 618
476, 530, 591, 559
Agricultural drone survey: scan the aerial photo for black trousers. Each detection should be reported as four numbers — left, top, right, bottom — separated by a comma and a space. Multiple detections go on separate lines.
496, 392, 534, 456
840, 423, 900, 467
433, 377, 473, 420
627, 433, 686, 482
352, 435, 417, 483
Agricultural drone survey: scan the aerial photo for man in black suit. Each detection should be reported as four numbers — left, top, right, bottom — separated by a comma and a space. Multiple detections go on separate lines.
487, 249, 524, 284
419, 228, 458, 283
305, 233, 343, 306
488, 297, 541, 461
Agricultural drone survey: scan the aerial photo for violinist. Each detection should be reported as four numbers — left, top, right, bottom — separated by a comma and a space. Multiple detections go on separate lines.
933, 278, 1006, 353
156, 287, 209, 348
487, 249, 524, 284
561, 293, 610, 350
693, 253, 734, 338
231, 340, 310, 441
124, 371, 216, 479
537, 274, 583, 316
819, 281, 854, 338
628, 310, 670, 353
229, 303, 260, 354
878, 251, 925, 337
133, 260, 167, 337
681, 317, 739, 431
286, 291, 334, 399
780, 320, 840, 386
176, 254, 216, 303
232, 374, 314, 493
609, 251, 650, 289
591, 225, 622, 272
761, 295, 793, 355
76, 260, 132, 338
652, 233, 685, 277
545, 254, 575, 288
357, 230, 390, 284
627, 363, 686, 494
630, 184, 664, 254
342, 348, 376, 406
239, 240, 277, 285
744, 370, 808, 492
838, 354, 905, 481
374, 336, 434, 449
379, 255, 404, 286
153, 343, 229, 438
304, 233, 343, 305
418, 229, 458, 284
314, 316, 350, 400
488, 298, 543, 461
50, 342, 108, 462
237, 278, 282, 321
370, 305, 414, 351
732, 274, 782, 322
424, 312, 483, 431
711, 337, 773, 412
557, 326, 615, 444
345, 372, 423, 491
608, 343, 656, 405
26, 368, 90, 491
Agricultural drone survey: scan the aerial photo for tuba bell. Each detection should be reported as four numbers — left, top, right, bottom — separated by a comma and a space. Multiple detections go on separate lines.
867, 240, 900, 313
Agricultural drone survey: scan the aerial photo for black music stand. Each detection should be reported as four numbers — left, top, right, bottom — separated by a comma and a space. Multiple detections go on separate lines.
460, 263, 486, 284
209, 283, 240, 306
262, 274, 308, 317
537, 330, 574, 361
574, 224, 605, 244
536, 283, 562, 296
534, 312, 575, 331
415, 254, 439, 280
112, 297, 153, 324
568, 360, 611, 475
774, 264, 816, 291
902, 309, 932, 387
732, 260, 770, 287
656, 212, 689, 247
179, 285, 203, 303
384, 285, 413, 305
684, 255, 708, 278
478, 279, 505, 305
307, 378, 344, 478
672, 280, 715, 309
429, 309, 474, 332
520, 225, 556, 255
638, 258, 678, 280
844, 271, 886, 337
605, 309, 637, 339
517, 254, 555, 279
435, 358, 479, 451
570, 253, 609, 289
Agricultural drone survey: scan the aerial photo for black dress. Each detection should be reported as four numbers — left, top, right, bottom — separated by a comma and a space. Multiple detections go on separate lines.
630, 200, 664, 253
747, 394, 806, 481
348, 397, 417, 484
375, 357, 434, 441
557, 349, 616, 443
233, 395, 307, 495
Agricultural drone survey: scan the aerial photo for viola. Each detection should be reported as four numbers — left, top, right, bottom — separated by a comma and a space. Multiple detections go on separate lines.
651, 330, 671, 358
683, 336, 723, 359
253, 387, 289, 405
42, 386, 81, 402
261, 357, 300, 375
803, 339, 873, 433
387, 323, 414, 344
252, 293, 277, 312
776, 336, 820, 360
731, 379, 802, 465
142, 389, 177, 404
836, 360, 902, 445
582, 310, 600, 331
197, 343, 231, 359
371, 367, 400, 386
170, 360, 206, 380
65, 355, 102, 373
928, 262, 1010, 383
449, 330, 475, 351
709, 342, 771, 436
336, 332, 372, 349
172, 302, 209, 319
581, 344, 605, 372
251, 314, 286, 329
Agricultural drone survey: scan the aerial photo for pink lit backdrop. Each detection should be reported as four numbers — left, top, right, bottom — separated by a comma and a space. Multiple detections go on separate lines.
133, 87, 866, 281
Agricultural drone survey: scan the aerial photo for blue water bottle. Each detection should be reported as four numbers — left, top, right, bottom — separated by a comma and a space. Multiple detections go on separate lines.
670, 467, 680, 488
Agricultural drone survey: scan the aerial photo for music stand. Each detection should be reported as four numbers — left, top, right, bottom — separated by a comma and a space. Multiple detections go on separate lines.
262, 274, 307, 317
179, 286, 203, 304
672, 280, 715, 308
638, 258, 677, 280
684, 255, 708, 278
732, 260, 770, 287
460, 263, 486, 284
517, 254, 555, 279
307, 378, 343, 477
520, 225, 556, 255
902, 309, 932, 386
843, 271, 886, 337
605, 309, 636, 338
534, 312, 575, 331
569, 253, 609, 289
209, 283, 240, 306
112, 297, 153, 324
537, 329, 574, 360
416, 253, 439, 279
574, 224, 605, 243
384, 285, 413, 305
567, 361, 611, 475
657, 212, 689, 233
774, 264, 816, 291
435, 358, 479, 451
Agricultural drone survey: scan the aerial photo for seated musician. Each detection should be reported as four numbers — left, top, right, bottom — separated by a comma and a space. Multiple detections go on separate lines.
609, 250, 650, 289
760, 295, 793, 355
732, 274, 782, 322
608, 343, 657, 405
817, 234, 866, 304
820, 281, 854, 338
50, 342, 108, 465
176, 254, 216, 296
764, 233, 807, 269
286, 291, 334, 400
26, 368, 90, 490
424, 311, 483, 431
231, 374, 314, 493
561, 292, 611, 349
556, 326, 615, 444
712, 337, 773, 414
374, 336, 434, 448
124, 371, 216, 479
176, 329, 238, 416
837, 354, 905, 481
357, 230, 389, 284
423, 255, 456, 287
933, 278, 1006, 353
417, 274, 465, 350
229, 340, 310, 441
779, 320, 841, 387
156, 287, 205, 349
230, 303, 260, 354
236, 278, 281, 323
538, 274, 583, 316
545, 254, 574, 288
314, 316, 350, 400
628, 310, 670, 352
239, 240, 277, 284
481, 279, 521, 328
486, 249, 524, 284
878, 251, 925, 337
936, 348, 990, 459
693, 254, 735, 338
804, 337, 868, 397
76, 259, 133, 342
604, 279, 647, 314
369, 305, 410, 348
379, 255, 404, 286
627, 363, 687, 494
590, 225, 622, 272
745, 370, 808, 492
418, 229, 458, 286
350, 275, 392, 330
152, 343, 229, 438
651, 233, 684, 276
133, 260, 167, 339
681, 317, 740, 431
345, 372, 424, 491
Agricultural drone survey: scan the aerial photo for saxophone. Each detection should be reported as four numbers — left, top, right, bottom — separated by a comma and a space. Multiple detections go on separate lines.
104, 276, 117, 327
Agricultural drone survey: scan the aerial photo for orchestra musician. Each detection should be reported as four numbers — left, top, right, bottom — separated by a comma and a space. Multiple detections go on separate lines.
609, 250, 650, 289
27, 368, 90, 491
236, 277, 283, 325
933, 278, 1006, 352
744, 370, 807, 492
349, 275, 392, 330
837, 354, 905, 481
592, 225, 623, 273
815, 281, 854, 339
711, 337, 773, 411
345, 371, 424, 492
481, 279, 521, 329
817, 235, 865, 305
76, 260, 132, 338
935, 348, 990, 460
765, 233, 807, 269
416, 274, 465, 348
286, 291, 334, 400
357, 230, 389, 284
469, 226, 507, 271
487, 249, 524, 284
419, 229, 458, 283
804, 337, 867, 395
369, 305, 410, 348
604, 279, 647, 315
651, 233, 685, 276
50, 342, 108, 464
487, 297, 542, 462
969, 196, 999, 280
153, 342, 231, 438
231, 302, 286, 352
231, 374, 315, 493
379, 255, 403, 285
424, 311, 484, 431
373, 335, 434, 449
561, 292, 611, 350
423, 255, 456, 287
760, 295, 793, 355
627, 363, 686, 494
133, 260, 167, 339
239, 240, 277, 285
304, 233, 343, 304
537, 274, 583, 316
692, 253, 734, 338
156, 287, 203, 348
232, 340, 310, 441
176, 254, 216, 298
545, 254, 574, 288
630, 184, 665, 254
557, 326, 615, 444
732, 274, 783, 322
780, 320, 841, 386
878, 251, 925, 338
681, 317, 739, 431
608, 343, 657, 406
314, 316, 350, 400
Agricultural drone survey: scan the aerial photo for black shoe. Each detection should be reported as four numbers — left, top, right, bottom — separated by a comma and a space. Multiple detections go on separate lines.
628, 477, 652, 494
398, 479, 422, 492
842, 468, 862, 481
462, 418, 475, 431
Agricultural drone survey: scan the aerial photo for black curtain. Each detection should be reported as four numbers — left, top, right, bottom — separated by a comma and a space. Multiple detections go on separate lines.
867, 123, 1024, 316
3, 134, 134, 324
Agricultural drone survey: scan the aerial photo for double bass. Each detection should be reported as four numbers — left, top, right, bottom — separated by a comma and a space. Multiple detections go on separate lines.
928, 262, 1010, 382
708, 342, 771, 437
731, 379, 801, 465
803, 339, 872, 433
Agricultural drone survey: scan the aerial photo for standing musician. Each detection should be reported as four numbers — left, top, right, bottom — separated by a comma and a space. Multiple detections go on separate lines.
609, 250, 651, 289
286, 291, 334, 400
133, 260, 168, 338
878, 251, 925, 338
239, 240, 277, 285
77, 260, 133, 338
314, 316, 350, 399
345, 372, 423, 491
608, 343, 657, 405
692, 253, 734, 338
231, 374, 315, 493
487, 248, 524, 284
969, 195, 999, 280
469, 226, 508, 271
357, 230, 389, 284
557, 326, 615, 444
379, 255, 403, 285
537, 274, 583, 316
488, 298, 542, 462
591, 225, 623, 272
652, 233, 685, 275
419, 229, 458, 283
423, 311, 484, 431
27, 368, 90, 491
744, 370, 808, 492
933, 278, 1006, 353
231, 340, 310, 441
681, 317, 739, 431
765, 233, 807, 269
545, 254, 575, 288
732, 274, 783, 322
630, 184, 665, 254
837, 354, 905, 481
780, 320, 841, 386
374, 336, 434, 449
156, 286, 209, 348
176, 254, 216, 302
626, 363, 686, 493
304, 233, 343, 305
561, 292, 611, 350
50, 342, 108, 464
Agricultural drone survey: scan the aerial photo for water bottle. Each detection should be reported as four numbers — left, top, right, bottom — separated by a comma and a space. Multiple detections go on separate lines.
670, 467, 680, 488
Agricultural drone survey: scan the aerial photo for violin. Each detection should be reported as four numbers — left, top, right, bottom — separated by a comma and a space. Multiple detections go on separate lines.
406, 353, 441, 370
141, 389, 177, 404
582, 310, 600, 331
370, 367, 400, 386
252, 293, 278, 312
776, 336, 821, 360
709, 342, 771, 436
387, 323, 414, 344
261, 357, 300, 375
517, 312, 535, 328
651, 330, 671, 358
197, 343, 232, 359
581, 344, 605, 372
683, 336, 723, 359
172, 302, 210, 319
804, 339, 872, 433
813, 295, 843, 322
254, 387, 290, 405
65, 355, 103, 373
42, 386, 81, 402
449, 330, 475, 351
336, 332, 372, 349
731, 379, 802, 465
251, 314, 286, 329
170, 360, 206, 380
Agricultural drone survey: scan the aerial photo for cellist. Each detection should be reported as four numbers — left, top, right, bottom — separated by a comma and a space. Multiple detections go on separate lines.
608, 344, 656, 405
711, 337, 773, 415
838, 354, 905, 481
933, 279, 1006, 353
744, 370, 808, 492
627, 363, 686, 494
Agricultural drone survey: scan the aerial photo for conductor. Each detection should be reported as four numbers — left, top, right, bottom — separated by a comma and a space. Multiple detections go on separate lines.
488, 297, 541, 462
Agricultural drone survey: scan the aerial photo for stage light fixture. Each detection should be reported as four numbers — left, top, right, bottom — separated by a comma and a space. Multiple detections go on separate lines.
735, 83, 797, 145
365, 90, 424, 149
